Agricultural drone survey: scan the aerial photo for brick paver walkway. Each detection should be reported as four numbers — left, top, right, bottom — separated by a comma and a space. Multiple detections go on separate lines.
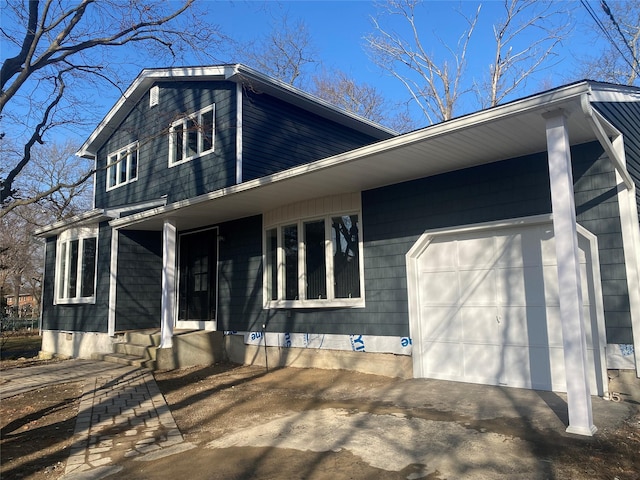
1, 360, 194, 480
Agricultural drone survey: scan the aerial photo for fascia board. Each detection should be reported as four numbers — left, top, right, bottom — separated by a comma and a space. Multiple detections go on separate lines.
109, 82, 596, 230
34, 209, 112, 238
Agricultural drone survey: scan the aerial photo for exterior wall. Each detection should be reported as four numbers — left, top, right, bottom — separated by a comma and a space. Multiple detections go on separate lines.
115, 230, 162, 331
241, 89, 388, 181
41, 223, 112, 333
593, 101, 640, 217
94, 81, 237, 209
217, 142, 632, 345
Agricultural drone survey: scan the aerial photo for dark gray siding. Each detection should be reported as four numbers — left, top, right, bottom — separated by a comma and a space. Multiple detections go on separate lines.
241, 89, 389, 181
41, 223, 111, 332
219, 142, 632, 342
593, 101, 640, 221
115, 230, 162, 331
95, 82, 237, 209
573, 143, 631, 343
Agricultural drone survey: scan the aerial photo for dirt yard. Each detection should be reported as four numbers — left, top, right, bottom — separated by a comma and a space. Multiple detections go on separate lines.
1, 348, 639, 479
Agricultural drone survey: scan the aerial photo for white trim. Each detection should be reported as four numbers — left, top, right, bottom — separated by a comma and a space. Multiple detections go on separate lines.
175, 226, 219, 331
612, 135, 640, 374
160, 219, 177, 348
236, 83, 243, 184
405, 214, 607, 396
168, 104, 215, 167
545, 110, 596, 436
106, 141, 139, 191
263, 196, 365, 309
54, 226, 99, 305
108, 228, 118, 337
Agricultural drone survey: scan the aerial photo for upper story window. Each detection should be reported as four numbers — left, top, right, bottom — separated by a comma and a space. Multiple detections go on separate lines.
263, 194, 365, 309
169, 104, 215, 167
55, 226, 98, 304
107, 142, 138, 190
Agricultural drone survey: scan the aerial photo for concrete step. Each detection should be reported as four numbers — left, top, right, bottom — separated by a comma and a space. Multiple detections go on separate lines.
113, 342, 157, 360
124, 330, 161, 347
93, 352, 156, 370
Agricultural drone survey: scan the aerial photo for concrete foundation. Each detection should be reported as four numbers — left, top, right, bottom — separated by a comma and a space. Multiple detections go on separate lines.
156, 330, 224, 370
41, 330, 113, 359
224, 335, 413, 379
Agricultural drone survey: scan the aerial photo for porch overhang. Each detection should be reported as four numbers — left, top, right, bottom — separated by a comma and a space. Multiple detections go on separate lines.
109, 81, 634, 233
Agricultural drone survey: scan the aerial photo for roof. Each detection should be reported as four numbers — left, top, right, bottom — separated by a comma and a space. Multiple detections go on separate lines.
108, 80, 639, 232
77, 64, 397, 158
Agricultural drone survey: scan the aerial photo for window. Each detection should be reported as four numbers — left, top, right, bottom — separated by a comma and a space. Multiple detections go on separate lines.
107, 142, 138, 190
264, 213, 364, 308
55, 227, 98, 304
169, 105, 215, 166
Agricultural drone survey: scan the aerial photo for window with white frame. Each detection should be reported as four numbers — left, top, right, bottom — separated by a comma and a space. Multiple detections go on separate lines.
264, 213, 364, 308
107, 142, 138, 190
55, 226, 98, 304
169, 104, 215, 166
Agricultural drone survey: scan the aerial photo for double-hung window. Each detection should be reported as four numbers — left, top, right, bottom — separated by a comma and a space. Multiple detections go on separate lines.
107, 142, 138, 190
55, 227, 98, 304
265, 213, 364, 308
169, 104, 215, 166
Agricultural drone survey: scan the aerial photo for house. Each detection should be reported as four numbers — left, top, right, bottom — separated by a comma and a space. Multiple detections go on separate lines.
35, 65, 640, 436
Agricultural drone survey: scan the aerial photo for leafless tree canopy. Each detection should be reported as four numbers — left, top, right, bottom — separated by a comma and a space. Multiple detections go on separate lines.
0, 0, 224, 215
578, 1, 640, 86
366, 0, 570, 124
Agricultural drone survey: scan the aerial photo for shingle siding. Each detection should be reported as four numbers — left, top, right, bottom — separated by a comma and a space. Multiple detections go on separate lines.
115, 230, 162, 331
241, 89, 386, 181
95, 82, 237, 209
41, 223, 111, 332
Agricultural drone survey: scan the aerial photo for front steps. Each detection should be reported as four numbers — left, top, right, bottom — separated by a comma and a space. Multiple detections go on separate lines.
93, 329, 224, 371
93, 330, 161, 370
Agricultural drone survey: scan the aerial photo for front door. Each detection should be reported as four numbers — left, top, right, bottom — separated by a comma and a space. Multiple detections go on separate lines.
176, 228, 218, 330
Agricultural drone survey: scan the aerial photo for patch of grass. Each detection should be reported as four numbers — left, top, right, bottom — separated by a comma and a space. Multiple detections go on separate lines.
1, 335, 42, 360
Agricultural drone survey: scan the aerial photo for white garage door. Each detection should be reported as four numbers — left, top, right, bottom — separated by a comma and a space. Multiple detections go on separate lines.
408, 220, 606, 394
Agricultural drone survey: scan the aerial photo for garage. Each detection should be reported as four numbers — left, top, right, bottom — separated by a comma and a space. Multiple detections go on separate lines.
406, 216, 608, 395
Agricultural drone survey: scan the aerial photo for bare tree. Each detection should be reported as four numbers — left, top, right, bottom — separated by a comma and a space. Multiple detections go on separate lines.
1, 0, 224, 215
240, 13, 319, 88
478, 0, 571, 108
311, 68, 416, 132
366, 0, 570, 124
365, 0, 480, 124
578, 0, 640, 85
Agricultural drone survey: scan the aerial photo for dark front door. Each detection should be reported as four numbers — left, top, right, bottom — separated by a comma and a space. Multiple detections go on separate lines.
178, 228, 218, 322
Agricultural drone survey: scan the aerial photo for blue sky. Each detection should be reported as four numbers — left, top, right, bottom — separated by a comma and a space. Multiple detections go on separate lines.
2, 0, 615, 149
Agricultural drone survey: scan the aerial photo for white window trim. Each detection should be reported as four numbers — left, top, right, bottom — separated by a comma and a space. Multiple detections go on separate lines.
54, 226, 99, 305
168, 104, 215, 167
263, 210, 365, 309
106, 141, 139, 191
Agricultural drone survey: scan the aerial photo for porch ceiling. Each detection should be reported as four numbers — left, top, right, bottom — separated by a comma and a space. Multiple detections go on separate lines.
111, 84, 606, 233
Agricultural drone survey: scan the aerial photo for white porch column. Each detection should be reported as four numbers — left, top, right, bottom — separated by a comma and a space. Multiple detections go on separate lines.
160, 218, 177, 349
544, 110, 597, 436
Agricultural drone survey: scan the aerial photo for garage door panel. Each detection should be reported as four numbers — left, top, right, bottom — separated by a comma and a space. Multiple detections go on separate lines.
496, 266, 546, 306
412, 221, 604, 394
460, 307, 498, 343
417, 240, 457, 271
421, 307, 460, 341
423, 342, 462, 378
499, 306, 549, 347
419, 271, 458, 305
457, 236, 495, 268
463, 344, 502, 384
459, 268, 496, 305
